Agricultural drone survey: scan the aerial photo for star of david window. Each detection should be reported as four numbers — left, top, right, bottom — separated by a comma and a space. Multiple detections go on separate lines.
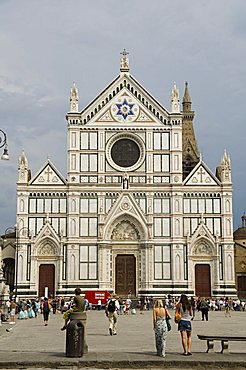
116, 99, 134, 120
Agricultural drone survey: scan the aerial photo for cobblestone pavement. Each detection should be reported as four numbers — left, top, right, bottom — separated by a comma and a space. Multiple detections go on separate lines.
0, 309, 245, 369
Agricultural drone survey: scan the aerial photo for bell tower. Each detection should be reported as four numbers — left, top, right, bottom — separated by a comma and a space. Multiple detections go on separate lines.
182, 82, 200, 179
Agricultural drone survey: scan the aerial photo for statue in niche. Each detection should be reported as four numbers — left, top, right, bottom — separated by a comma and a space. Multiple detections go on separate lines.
122, 173, 129, 189
111, 220, 140, 240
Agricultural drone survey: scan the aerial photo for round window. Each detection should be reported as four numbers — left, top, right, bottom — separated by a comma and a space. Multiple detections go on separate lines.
111, 139, 140, 168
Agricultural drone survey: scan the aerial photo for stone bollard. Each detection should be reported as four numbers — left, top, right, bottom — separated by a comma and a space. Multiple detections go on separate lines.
69, 311, 88, 354
66, 320, 84, 357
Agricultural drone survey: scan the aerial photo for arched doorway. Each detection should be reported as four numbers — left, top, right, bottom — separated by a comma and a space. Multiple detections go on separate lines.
39, 264, 55, 298
115, 254, 136, 296
237, 276, 246, 299
3, 258, 15, 292
195, 264, 211, 297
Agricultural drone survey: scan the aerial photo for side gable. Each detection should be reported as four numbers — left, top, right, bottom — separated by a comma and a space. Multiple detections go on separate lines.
183, 160, 221, 186
29, 159, 67, 186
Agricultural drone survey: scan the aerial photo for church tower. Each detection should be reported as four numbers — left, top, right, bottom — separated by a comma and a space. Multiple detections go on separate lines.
182, 82, 200, 179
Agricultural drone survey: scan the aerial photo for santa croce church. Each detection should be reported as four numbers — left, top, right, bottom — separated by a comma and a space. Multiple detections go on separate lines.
16, 51, 236, 299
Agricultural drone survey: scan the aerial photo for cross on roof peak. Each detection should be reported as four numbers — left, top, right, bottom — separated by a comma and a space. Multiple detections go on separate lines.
120, 49, 129, 72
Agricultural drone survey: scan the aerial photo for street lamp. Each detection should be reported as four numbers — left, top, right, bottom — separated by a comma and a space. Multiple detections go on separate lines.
4, 226, 30, 301
0, 129, 9, 160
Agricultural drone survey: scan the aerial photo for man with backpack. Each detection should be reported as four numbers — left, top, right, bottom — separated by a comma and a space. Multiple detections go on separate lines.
105, 294, 120, 336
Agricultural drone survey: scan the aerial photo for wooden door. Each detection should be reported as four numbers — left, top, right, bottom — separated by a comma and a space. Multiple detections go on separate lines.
195, 264, 211, 297
238, 276, 246, 299
115, 254, 136, 296
39, 264, 55, 298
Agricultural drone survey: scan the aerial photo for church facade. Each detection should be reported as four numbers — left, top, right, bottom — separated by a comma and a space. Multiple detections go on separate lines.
16, 52, 236, 299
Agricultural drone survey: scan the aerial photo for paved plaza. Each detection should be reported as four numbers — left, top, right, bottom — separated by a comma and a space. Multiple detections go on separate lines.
0, 308, 245, 369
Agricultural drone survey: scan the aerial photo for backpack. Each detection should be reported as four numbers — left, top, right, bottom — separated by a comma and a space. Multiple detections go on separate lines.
107, 299, 116, 313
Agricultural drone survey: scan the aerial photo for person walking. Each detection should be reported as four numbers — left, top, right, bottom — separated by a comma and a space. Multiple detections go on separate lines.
153, 299, 171, 358
190, 297, 196, 320
105, 294, 119, 336
175, 294, 193, 356
200, 297, 209, 321
42, 297, 51, 326
9, 300, 16, 325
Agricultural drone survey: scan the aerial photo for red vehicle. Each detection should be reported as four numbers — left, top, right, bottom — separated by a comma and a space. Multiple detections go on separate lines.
84, 290, 111, 307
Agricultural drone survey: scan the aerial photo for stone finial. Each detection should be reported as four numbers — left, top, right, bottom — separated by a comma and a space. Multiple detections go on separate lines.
120, 49, 129, 72
70, 81, 79, 112
171, 82, 180, 113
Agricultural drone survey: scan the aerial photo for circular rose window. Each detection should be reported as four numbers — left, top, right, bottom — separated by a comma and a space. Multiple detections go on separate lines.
111, 139, 140, 167
106, 133, 145, 172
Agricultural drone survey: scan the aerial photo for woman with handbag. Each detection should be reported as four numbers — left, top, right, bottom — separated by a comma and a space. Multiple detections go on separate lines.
175, 294, 193, 356
153, 299, 171, 358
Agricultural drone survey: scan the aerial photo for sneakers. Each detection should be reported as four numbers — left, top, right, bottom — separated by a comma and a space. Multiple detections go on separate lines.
109, 328, 112, 336
61, 326, 67, 331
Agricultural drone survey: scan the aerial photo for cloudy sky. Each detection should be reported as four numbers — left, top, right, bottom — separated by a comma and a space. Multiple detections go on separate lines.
0, 0, 245, 234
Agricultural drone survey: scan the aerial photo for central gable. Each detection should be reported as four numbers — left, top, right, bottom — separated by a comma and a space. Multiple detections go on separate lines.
78, 73, 174, 127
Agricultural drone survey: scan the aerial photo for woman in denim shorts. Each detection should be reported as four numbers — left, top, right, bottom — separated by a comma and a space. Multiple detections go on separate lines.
176, 294, 193, 355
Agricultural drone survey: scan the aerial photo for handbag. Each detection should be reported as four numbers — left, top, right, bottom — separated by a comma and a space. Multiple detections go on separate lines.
165, 311, 171, 331
174, 307, 182, 323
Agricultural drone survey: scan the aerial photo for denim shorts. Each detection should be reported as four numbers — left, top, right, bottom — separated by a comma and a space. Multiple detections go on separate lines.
178, 319, 192, 332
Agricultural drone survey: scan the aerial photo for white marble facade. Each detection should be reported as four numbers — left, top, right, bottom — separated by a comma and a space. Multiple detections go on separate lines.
16, 53, 236, 299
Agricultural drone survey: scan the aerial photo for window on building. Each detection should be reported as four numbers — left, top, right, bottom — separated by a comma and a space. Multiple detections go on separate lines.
80, 217, 98, 237
80, 154, 98, 172
153, 132, 169, 150
80, 132, 98, 150
135, 197, 147, 213
79, 245, 98, 279
153, 154, 169, 172
154, 198, 170, 214
154, 245, 171, 279
105, 198, 117, 213
80, 198, 98, 213
154, 218, 170, 236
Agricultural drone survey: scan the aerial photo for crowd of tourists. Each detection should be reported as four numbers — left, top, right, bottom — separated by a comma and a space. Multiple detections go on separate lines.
1, 292, 245, 358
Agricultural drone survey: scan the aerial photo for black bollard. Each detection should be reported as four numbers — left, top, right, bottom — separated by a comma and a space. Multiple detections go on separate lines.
66, 320, 84, 357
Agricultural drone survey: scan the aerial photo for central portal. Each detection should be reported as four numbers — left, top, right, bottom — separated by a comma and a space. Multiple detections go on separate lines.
39, 264, 55, 298
115, 254, 136, 296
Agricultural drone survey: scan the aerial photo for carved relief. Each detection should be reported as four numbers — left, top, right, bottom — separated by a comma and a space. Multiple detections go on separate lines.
194, 242, 211, 256
39, 243, 55, 255
240, 261, 246, 270
111, 220, 140, 240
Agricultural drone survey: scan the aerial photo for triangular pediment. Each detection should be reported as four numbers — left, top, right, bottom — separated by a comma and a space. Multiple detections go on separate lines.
95, 89, 157, 125
190, 221, 216, 256
34, 220, 61, 257
184, 160, 220, 186
191, 220, 215, 242
105, 192, 147, 222
102, 192, 148, 241
30, 159, 67, 186
74, 73, 176, 127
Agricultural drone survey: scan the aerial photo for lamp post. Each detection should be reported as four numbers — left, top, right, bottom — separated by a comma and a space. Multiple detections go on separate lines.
0, 129, 9, 160
4, 226, 30, 301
